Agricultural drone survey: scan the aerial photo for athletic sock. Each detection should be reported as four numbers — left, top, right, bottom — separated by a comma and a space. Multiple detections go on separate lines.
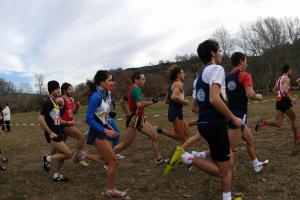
252, 158, 259, 168
53, 173, 59, 179
192, 151, 206, 159
223, 192, 232, 200
181, 152, 194, 165
46, 156, 52, 162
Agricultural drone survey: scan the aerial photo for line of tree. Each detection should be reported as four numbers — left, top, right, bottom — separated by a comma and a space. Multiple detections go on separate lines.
1, 16, 300, 112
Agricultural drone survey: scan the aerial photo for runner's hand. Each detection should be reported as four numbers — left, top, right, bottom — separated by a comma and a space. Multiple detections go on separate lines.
256, 93, 263, 100
49, 132, 58, 139
104, 129, 118, 138
231, 116, 244, 128
67, 121, 75, 126
75, 101, 81, 109
152, 97, 158, 104
182, 99, 189, 106
292, 97, 297, 105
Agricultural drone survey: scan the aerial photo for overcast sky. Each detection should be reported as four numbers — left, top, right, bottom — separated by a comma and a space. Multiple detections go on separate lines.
0, 0, 299, 90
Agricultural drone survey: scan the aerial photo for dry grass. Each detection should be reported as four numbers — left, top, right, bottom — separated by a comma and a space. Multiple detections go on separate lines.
1, 95, 300, 200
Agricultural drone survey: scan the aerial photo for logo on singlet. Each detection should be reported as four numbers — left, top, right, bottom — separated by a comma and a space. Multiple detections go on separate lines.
227, 81, 236, 91
196, 89, 205, 102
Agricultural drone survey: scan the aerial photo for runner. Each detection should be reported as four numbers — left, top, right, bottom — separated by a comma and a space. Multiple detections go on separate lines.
106, 80, 125, 160
60, 82, 89, 166
154, 65, 189, 144
85, 70, 126, 198
113, 72, 167, 166
167, 40, 243, 200
38, 80, 73, 181
226, 52, 268, 172
255, 64, 300, 144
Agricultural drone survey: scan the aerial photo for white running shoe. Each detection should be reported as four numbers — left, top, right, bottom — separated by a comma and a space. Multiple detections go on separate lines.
103, 165, 108, 171
105, 188, 126, 197
116, 154, 126, 160
254, 160, 269, 173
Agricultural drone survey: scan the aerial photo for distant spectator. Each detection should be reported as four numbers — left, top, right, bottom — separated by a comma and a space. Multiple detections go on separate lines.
0, 106, 5, 132
2, 103, 11, 132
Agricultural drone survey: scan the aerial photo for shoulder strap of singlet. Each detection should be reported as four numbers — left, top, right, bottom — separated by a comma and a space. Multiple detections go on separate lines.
49, 98, 59, 109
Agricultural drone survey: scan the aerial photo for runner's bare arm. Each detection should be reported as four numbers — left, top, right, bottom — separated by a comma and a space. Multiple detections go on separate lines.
209, 83, 242, 127
282, 77, 292, 100
245, 86, 263, 100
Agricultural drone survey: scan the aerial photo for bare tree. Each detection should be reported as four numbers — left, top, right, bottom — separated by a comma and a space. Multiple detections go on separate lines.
283, 17, 300, 43
212, 26, 235, 57
237, 25, 264, 56
252, 17, 286, 50
34, 73, 45, 95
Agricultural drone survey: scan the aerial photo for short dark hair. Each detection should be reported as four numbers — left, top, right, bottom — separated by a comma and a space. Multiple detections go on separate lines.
197, 39, 219, 64
169, 65, 183, 82
47, 80, 60, 94
131, 72, 142, 83
231, 52, 246, 67
61, 82, 72, 95
282, 64, 291, 73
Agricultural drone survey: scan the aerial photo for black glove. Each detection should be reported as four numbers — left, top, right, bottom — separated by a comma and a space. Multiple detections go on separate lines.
152, 97, 158, 104
108, 111, 117, 118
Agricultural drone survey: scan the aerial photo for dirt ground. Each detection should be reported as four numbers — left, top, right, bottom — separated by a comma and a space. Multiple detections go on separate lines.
1, 98, 300, 200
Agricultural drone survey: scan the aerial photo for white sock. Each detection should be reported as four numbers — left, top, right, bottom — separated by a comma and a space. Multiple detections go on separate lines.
53, 173, 59, 178
192, 151, 206, 159
223, 192, 231, 200
252, 158, 258, 167
181, 152, 194, 165
46, 156, 52, 162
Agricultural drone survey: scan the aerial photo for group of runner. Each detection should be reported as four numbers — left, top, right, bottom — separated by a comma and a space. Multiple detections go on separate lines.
164, 40, 300, 200
37, 39, 300, 199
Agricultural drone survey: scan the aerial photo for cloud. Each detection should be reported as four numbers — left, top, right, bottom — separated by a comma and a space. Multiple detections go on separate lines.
0, 0, 299, 86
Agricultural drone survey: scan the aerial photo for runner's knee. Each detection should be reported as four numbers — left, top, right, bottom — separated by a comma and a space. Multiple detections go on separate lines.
64, 150, 73, 159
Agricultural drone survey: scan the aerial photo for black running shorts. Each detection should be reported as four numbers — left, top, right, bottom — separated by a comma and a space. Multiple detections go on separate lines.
227, 110, 247, 129
276, 98, 292, 113
198, 123, 230, 162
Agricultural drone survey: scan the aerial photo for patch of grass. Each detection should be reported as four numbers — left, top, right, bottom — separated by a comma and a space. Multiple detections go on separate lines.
1, 94, 300, 199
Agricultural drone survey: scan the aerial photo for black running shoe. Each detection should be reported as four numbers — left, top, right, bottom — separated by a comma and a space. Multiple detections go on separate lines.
42, 155, 51, 172
1, 155, 8, 164
0, 166, 7, 171
255, 118, 263, 132
53, 174, 69, 182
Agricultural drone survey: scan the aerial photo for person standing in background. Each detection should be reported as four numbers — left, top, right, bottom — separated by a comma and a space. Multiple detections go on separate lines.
2, 103, 11, 132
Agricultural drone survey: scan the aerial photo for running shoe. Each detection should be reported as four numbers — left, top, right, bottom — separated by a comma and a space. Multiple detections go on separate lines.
53, 174, 69, 182
116, 153, 126, 160
42, 154, 51, 172
163, 146, 184, 175
156, 156, 169, 166
254, 160, 269, 173
154, 125, 163, 134
73, 151, 86, 164
0, 166, 7, 171
255, 118, 263, 132
105, 188, 127, 198
78, 160, 89, 167
103, 165, 108, 171
1, 155, 8, 164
